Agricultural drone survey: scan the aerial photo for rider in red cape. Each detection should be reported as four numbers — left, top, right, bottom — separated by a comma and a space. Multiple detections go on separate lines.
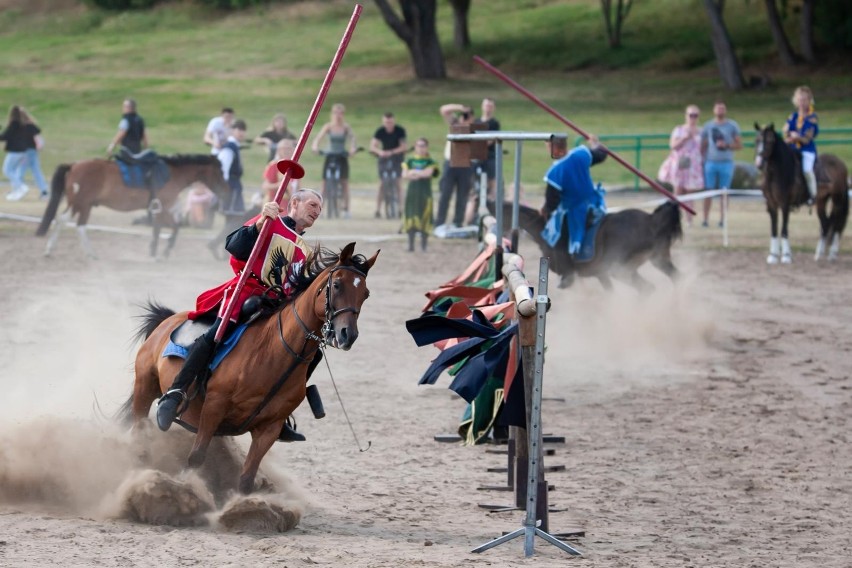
156, 189, 324, 439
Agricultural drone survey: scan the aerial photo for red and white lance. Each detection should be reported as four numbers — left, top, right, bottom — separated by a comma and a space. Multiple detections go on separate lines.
473, 55, 697, 216
214, 4, 363, 343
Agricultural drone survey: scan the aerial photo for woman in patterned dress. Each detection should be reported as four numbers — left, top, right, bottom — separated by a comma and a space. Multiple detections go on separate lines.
659, 104, 704, 225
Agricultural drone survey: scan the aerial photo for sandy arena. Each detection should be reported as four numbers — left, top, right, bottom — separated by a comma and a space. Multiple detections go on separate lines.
1, 191, 851, 567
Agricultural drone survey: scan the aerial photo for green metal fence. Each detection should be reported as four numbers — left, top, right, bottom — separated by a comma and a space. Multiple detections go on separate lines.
576, 128, 852, 190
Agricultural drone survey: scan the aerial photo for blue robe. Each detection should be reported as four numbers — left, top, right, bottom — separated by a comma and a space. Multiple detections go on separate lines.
542, 146, 606, 255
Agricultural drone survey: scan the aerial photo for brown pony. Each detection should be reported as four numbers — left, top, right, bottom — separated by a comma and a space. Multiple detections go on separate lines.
35, 155, 230, 259
119, 243, 378, 494
754, 123, 849, 263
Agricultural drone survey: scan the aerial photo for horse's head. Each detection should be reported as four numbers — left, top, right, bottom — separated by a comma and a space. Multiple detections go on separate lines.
753, 122, 777, 169
316, 242, 379, 350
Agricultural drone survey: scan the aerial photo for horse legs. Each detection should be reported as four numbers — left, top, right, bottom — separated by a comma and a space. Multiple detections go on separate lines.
596, 273, 613, 291
238, 422, 282, 494
780, 205, 793, 264
650, 255, 679, 284
815, 198, 829, 261
77, 225, 97, 259
187, 393, 229, 469
132, 359, 164, 424
150, 225, 161, 258
766, 206, 780, 264
828, 233, 841, 261
613, 268, 655, 295
164, 222, 180, 259
44, 209, 71, 257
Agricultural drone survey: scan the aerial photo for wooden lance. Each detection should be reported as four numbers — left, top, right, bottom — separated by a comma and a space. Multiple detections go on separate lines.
473, 55, 697, 216
214, 4, 363, 343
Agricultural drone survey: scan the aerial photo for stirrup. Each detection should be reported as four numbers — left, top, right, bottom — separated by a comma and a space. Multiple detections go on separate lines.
159, 389, 188, 405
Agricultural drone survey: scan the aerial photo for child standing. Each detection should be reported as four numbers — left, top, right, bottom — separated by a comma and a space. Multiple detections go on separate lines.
402, 138, 438, 251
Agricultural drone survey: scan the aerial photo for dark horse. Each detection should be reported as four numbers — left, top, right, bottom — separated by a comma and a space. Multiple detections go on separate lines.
119, 243, 378, 494
754, 123, 849, 263
35, 155, 230, 259
498, 201, 682, 293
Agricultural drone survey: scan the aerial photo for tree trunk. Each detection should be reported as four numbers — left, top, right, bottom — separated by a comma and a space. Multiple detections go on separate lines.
374, 0, 446, 79
702, 0, 746, 91
449, 0, 471, 50
600, 0, 633, 48
799, 0, 816, 63
764, 0, 797, 65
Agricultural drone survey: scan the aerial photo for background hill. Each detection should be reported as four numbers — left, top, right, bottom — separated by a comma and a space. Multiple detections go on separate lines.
1, 0, 850, 191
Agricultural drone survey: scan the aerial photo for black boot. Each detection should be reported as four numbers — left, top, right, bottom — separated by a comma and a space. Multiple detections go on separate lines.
278, 418, 306, 442
306, 384, 325, 419
156, 332, 215, 431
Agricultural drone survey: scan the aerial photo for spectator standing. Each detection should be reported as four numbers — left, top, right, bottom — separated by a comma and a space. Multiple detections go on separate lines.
311, 103, 357, 218
401, 137, 438, 252
435, 103, 475, 229
261, 138, 300, 206
700, 100, 742, 227
0, 105, 29, 201
107, 98, 147, 155
254, 113, 296, 162
369, 112, 407, 218
207, 119, 248, 258
16, 107, 49, 200
204, 107, 235, 155
658, 104, 704, 226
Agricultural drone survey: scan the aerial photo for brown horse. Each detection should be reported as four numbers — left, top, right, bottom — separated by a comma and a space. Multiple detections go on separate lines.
497, 201, 682, 293
119, 243, 378, 494
754, 123, 849, 263
35, 155, 230, 259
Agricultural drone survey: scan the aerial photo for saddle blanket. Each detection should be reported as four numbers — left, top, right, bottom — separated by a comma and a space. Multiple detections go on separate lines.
541, 206, 605, 263
117, 156, 170, 190
162, 322, 250, 371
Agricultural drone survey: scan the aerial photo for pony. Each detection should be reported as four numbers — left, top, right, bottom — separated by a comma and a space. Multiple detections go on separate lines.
35, 154, 230, 259
119, 242, 378, 495
754, 123, 849, 263
497, 201, 682, 293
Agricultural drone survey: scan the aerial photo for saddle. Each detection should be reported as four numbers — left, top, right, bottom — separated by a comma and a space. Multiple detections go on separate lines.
115, 148, 170, 192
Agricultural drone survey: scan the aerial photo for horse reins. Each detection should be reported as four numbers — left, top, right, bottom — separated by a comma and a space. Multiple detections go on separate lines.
237, 264, 368, 436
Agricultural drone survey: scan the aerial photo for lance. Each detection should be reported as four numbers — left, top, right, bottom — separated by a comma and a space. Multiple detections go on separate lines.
473, 55, 696, 216
215, 4, 363, 343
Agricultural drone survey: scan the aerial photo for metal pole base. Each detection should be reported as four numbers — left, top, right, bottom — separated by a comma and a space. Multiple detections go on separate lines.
472, 523, 582, 557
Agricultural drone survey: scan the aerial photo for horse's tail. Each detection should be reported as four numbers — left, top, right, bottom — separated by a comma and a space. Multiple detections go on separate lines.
114, 395, 135, 426
35, 164, 70, 236
133, 299, 176, 344
651, 201, 683, 247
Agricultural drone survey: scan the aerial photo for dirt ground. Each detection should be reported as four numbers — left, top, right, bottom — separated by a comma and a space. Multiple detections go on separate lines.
1, 190, 851, 568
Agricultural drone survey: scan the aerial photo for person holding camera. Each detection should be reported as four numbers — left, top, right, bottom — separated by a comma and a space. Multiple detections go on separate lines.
435, 103, 475, 229
700, 100, 741, 227
658, 104, 703, 226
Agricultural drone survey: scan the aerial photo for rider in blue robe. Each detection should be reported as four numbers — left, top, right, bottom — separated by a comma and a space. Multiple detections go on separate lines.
541, 139, 608, 257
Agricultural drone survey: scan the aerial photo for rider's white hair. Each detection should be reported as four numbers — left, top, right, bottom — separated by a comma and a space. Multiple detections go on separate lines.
291, 188, 323, 204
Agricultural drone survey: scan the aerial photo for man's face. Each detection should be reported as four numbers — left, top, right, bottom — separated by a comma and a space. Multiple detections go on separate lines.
232, 127, 246, 142
123, 101, 133, 113
714, 103, 726, 120
482, 98, 495, 116
382, 116, 395, 131
290, 194, 323, 229
223, 111, 234, 126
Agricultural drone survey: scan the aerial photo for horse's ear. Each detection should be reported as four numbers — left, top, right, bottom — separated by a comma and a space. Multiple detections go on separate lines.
365, 249, 380, 271
768, 123, 775, 131
339, 242, 356, 264
754, 121, 761, 131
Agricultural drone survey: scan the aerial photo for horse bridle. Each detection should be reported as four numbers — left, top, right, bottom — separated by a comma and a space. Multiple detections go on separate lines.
279, 264, 367, 358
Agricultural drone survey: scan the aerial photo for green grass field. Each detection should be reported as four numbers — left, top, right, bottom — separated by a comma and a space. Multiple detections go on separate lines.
1, 0, 850, 195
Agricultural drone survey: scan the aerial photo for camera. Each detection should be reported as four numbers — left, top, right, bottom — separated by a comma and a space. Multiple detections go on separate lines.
461, 111, 471, 120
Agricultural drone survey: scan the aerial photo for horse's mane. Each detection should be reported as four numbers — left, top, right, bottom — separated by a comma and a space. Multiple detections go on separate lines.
161, 154, 220, 167
290, 245, 373, 296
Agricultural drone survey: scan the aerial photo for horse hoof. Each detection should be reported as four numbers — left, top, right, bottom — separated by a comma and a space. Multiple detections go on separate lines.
781, 255, 793, 264
766, 254, 779, 265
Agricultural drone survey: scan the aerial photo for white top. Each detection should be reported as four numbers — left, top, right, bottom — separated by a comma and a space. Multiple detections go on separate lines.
206, 116, 229, 155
